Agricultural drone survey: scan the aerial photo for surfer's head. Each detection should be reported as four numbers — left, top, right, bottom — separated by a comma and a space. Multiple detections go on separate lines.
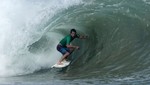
70, 29, 77, 38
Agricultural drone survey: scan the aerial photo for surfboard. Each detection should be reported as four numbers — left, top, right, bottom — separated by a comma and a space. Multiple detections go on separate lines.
51, 60, 71, 68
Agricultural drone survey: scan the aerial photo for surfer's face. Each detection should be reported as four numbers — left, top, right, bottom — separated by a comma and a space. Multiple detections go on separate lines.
70, 31, 76, 38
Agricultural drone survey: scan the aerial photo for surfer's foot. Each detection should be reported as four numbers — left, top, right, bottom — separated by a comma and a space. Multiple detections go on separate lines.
62, 59, 67, 63
57, 62, 63, 65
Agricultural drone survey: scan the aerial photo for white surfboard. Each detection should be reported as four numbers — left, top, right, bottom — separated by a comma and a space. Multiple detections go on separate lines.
51, 60, 71, 68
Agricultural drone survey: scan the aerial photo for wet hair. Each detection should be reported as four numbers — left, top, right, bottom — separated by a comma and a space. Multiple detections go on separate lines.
70, 29, 76, 33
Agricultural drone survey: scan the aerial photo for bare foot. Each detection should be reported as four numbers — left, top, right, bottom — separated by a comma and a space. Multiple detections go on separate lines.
57, 62, 63, 65
62, 59, 67, 63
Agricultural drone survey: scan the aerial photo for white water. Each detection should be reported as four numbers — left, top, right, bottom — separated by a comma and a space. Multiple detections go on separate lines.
0, 0, 82, 77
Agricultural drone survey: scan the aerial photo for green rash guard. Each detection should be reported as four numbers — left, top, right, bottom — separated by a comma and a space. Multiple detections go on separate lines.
59, 34, 80, 47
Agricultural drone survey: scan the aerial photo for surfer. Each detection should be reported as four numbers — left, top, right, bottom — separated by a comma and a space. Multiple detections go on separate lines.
56, 29, 87, 65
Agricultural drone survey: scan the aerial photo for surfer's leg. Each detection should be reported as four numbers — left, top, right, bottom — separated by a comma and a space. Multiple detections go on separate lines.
64, 48, 75, 60
57, 46, 71, 64
58, 52, 70, 65
57, 45, 74, 64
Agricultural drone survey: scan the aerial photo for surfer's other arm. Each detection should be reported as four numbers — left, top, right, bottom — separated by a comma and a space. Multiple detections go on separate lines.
78, 35, 88, 39
66, 44, 79, 50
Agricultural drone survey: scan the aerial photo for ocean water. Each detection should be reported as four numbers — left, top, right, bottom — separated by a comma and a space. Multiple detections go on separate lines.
0, 0, 150, 85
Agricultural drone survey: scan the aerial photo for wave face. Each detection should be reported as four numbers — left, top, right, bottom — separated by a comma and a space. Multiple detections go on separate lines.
1, 0, 150, 83
50, 0, 150, 79
48, 0, 150, 81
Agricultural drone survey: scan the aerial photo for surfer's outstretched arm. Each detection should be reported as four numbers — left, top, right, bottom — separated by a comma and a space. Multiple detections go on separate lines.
79, 35, 88, 39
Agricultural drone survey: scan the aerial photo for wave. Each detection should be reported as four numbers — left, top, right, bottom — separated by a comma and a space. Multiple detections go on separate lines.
0, 0, 150, 81
47, 0, 150, 79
